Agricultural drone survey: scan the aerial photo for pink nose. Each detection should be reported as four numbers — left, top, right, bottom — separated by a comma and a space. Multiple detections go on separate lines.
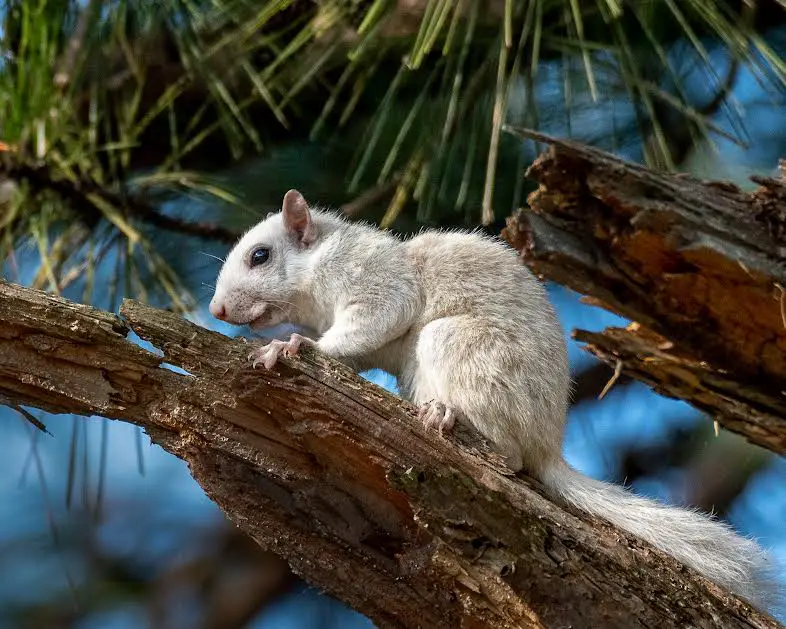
210, 300, 227, 320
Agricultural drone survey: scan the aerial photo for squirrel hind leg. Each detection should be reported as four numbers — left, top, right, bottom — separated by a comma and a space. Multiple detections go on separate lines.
410, 316, 525, 471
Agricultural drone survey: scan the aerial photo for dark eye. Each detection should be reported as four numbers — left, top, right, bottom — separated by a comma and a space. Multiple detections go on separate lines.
250, 247, 270, 267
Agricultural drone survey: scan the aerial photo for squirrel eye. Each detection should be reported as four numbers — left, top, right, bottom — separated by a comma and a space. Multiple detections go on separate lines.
250, 247, 270, 267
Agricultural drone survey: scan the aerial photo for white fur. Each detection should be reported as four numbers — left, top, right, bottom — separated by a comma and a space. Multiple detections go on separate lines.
211, 203, 778, 609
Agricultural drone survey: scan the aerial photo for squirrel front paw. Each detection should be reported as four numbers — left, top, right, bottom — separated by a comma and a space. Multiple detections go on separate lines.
248, 333, 314, 370
418, 400, 460, 436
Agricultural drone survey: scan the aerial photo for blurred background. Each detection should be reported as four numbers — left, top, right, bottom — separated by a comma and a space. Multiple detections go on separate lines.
1, 1, 786, 627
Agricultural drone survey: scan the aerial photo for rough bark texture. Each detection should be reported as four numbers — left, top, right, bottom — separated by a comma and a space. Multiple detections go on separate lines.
502, 128, 786, 457
0, 280, 780, 628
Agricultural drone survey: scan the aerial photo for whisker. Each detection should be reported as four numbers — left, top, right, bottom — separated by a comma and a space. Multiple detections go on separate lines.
266, 302, 298, 314
199, 251, 226, 263
265, 298, 297, 307
267, 301, 300, 314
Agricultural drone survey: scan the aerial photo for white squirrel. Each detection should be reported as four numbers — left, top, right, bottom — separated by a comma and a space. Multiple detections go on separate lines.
210, 189, 775, 608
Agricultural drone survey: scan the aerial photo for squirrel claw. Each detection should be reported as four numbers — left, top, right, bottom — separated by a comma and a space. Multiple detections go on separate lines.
248, 333, 313, 370
418, 400, 458, 436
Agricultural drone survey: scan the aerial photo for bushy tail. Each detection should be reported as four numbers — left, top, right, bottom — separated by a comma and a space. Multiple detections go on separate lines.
540, 459, 778, 609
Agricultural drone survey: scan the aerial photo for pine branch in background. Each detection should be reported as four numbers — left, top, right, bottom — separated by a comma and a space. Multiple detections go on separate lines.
3, 0, 786, 310
1, 159, 241, 245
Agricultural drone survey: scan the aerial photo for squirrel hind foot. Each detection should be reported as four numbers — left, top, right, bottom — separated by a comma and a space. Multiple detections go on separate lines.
418, 400, 460, 436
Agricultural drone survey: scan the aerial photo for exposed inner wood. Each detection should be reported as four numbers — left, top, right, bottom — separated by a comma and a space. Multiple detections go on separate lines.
503, 127, 786, 456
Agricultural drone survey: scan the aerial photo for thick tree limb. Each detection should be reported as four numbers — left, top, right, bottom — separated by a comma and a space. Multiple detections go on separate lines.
0, 280, 780, 628
502, 128, 786, 457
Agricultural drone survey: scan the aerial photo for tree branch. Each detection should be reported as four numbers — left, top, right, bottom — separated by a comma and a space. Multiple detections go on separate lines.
502, 127, 786, 456
0, 157, 241, 243
0, 280, 779, 628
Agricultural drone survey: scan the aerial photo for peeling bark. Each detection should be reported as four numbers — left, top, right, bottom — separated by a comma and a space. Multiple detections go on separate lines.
503, 128, 786, 456
0, 280, 780, 628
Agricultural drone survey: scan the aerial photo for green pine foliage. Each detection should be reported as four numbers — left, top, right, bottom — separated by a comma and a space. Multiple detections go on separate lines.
1, 0, 784, 308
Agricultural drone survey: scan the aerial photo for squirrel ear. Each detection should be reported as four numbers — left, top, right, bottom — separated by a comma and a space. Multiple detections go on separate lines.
282, 189, 315, 246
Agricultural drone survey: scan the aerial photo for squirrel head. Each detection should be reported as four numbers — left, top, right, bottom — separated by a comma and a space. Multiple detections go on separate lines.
209, 189, 322, 330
